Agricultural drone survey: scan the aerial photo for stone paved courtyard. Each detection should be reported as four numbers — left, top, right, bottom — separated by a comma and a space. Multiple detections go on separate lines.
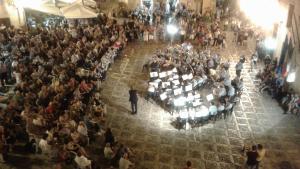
0, 33, 300, 169
100, 32, 300, 169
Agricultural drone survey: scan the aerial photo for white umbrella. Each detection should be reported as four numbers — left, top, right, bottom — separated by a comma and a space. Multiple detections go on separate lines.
61, 2, 97, 19
26, 5, 63, 16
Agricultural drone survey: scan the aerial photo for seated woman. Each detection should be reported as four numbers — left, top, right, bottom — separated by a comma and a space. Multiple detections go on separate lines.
104, 143, 115, 160
74, 151, 92, 169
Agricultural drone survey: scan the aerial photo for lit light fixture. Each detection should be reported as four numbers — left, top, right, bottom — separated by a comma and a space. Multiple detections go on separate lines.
167, 24, 178, 35
286, 71, 296, 83
264, 37, 277, 50
239, 0, 288, 30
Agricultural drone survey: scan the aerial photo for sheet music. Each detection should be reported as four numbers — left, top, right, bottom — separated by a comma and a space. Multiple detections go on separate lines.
150, 72, 158, 77
149, 82, 159, 88
160, 92, 167, 101
173, 75, 179, 79
179, 111, 188, 119
194, 93, 201, 99
188, 73, 193, 80
148, 86, 155, 92
186, 93, 194, 101
182, 74, 189, 80
206, 94, 214, 102
159, 72, 167, 78
172, 80, 180, 86
185, 84, 193, 92
174, 87, 182, 95
162, 82, 170, 88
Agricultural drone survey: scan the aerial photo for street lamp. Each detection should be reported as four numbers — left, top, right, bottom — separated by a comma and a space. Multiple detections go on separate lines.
167, 24, 178, 45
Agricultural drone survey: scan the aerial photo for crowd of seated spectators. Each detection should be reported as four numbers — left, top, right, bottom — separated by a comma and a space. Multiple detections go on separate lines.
256, 55, 300, 116
0, 13, 136, 168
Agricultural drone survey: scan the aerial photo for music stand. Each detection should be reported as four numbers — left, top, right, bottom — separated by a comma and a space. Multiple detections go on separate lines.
167, 70, 173, 76
150, 72, 158, 78
194, 93, 201, 99
188, 73, 193, 80
172, 80, 180, 86
160, 92, 168, 101
149, 82, 159, 88
194, 111, 201, 118
199, 105, 210, 117
173, 74, 179, 79
186, 93, 194, 102
182, 74, 189, 81
185, 84, 193, 92
162, 82, 170, 88
159, 72, 167, 78
206, 94, 214, 102
179, 110, 188, 119
174, 87, 182, 96
192, 100, 201, 107
173, 96, 185, 106
148, 86, 155, 92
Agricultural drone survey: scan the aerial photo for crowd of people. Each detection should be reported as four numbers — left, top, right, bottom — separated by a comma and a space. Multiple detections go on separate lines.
0, 0, 297, 168
115, 1, 229, 50
256, 57, 300, 116
145, 43, 245, 128
243, 143, 266, 169
0, 13, 136, 168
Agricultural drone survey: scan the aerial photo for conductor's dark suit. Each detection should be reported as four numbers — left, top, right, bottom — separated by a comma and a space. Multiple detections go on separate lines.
129, 89, 138, 114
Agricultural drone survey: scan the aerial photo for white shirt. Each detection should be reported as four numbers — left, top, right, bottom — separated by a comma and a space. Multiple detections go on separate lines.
39, 139, 50, 153
219, 87, 227, 97
218, 105, 225, 112
209, 105, 218, 115
104, 147, 114, 159
228, 86, 235, 97
13, 72, 21, 84
225, 103, 233, 111
257, 148, 266, 161
77, 125, 88, 136
236, 62, 243, 70
75, 155, 91, 169
119, 157, 133, 169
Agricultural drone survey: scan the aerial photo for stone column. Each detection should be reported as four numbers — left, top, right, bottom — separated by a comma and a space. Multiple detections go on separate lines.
3, 0, 26, 28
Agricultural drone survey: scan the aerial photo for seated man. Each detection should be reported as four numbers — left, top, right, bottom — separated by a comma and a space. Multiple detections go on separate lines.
119, 153, 134, 169
217, 102, 225, 119
209, 102, 218, 121
104, 143, 115, 160
227, 85, 236, 99
74, 151, 92, 169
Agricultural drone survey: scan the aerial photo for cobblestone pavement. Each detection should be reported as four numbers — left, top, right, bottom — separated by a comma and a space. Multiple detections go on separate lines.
1, 33, 300, 169
101, 33, 300, 169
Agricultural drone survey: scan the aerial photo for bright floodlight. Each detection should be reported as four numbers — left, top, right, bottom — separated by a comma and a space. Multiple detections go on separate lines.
167, 24, 178, 35
287, 72, 296, 83
239, 0, 287, 30
264, 37, 277, 50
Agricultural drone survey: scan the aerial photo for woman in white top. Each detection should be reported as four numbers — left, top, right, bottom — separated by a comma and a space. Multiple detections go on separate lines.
119, 153, 134, 169
256, 144, 266, 169
77, 121, 88, 136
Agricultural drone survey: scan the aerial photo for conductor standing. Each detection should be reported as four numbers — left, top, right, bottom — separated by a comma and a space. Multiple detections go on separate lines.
129, 86, 138, 114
